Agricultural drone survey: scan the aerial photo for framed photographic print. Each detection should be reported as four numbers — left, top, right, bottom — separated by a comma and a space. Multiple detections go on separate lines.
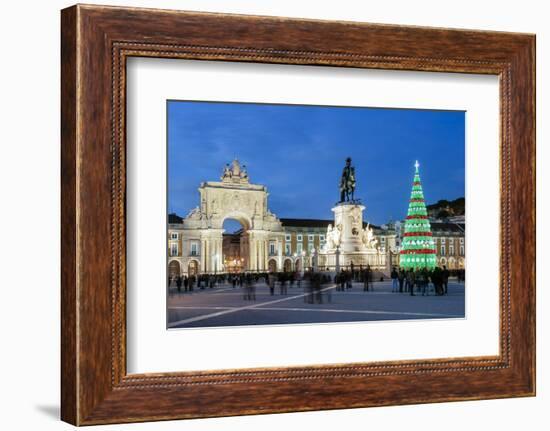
61, 4, 535, 425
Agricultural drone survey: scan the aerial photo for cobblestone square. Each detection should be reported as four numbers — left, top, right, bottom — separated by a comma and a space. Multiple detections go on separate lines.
167, 278, 465, 328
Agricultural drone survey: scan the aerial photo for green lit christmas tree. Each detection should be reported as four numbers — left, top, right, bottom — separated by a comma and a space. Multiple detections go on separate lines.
399, 161, 437, 270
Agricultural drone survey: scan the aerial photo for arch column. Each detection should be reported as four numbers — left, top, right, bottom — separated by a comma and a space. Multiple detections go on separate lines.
248, 233, 256, 271
264, 237, 269, 271
259, 239, 265, 271
200, 239, 207, 272
217, 238, 223, 272
277, 238, 282, 271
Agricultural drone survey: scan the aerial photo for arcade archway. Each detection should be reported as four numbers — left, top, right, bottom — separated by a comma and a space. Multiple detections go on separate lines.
283, 258, 292, 272
168, 260, 181, 279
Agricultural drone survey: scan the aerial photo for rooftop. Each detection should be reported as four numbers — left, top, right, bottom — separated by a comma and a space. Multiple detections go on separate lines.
280, 218, 383, 231
430, 222, 465, 234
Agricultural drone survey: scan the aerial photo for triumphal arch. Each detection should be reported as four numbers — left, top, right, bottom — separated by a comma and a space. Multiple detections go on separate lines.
175, 160, 285, 274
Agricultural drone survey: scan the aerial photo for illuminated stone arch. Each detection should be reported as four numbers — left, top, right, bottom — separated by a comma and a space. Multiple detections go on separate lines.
180, 160, 285, 273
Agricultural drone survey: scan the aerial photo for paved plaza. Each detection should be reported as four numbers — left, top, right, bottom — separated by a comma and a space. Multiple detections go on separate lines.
167, 278, 465, 329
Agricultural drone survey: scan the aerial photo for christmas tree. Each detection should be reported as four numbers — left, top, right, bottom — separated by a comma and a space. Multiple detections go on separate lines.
399, 161, 437, 270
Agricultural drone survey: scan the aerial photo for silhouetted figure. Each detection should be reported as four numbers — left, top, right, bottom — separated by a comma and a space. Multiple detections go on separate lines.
391, 267, 398, 292
408, 270, 416, 296
398, 269, 405, 293
442, 265, 450, 294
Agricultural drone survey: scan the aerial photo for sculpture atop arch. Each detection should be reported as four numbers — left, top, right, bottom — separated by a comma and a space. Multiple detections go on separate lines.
221, 159, 249, 184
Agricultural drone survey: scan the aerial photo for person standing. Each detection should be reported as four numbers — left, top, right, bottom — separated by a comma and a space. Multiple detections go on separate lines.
182, 275, 188, 292
408, 270, 416, 296
280, 274, 287, 295
268, 273, 275, 296
442, 265, 450, 294
363, 266, 370, 291
391, 267, 398, 292
367, 265, 373, 291
398, 269, 405, 293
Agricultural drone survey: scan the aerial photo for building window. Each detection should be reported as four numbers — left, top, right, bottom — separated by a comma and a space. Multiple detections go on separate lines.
170, 232, 178, 240
269, 242, 276, 255
308, 243, 314, 253
460, 245, 465, 256
440, 245, 446, 256
319, 235, 325, 242
297, 234, 303, 242
449, 245, 455, 255
381, 237, 386, 243
170, 243, 178, 257
190, 242, 198, 256
285, 243, 291, 256
460, 238, 464, 244
441, 238, 446, 244
308, 234, 314, 242
297, 243, 303, 254
285, 234, 291, 242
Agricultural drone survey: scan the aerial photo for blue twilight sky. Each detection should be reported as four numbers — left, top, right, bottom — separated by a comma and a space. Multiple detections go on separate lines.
168, 100, 465, 231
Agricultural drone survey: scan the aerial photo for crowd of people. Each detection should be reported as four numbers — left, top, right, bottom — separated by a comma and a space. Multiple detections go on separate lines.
389, 266, 462, 296
168, 265, 463, 299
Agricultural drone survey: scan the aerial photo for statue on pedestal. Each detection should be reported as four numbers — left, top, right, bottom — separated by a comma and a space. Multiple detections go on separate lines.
339, 157, 356, 202
325, 223, 342, 250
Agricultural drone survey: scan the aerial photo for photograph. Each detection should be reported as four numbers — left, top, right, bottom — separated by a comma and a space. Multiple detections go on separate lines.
166, 100, 466, 329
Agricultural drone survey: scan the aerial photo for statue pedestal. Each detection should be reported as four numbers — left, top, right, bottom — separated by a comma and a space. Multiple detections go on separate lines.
319, 202, 384, 271
332, 203, 366, 253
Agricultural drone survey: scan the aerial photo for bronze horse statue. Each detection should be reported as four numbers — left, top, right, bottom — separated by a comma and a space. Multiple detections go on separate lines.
339, 157, 356, 202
